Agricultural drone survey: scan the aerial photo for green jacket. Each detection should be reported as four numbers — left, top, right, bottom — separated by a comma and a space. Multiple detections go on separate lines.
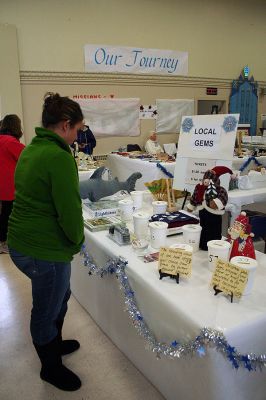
8, 127, 84, 262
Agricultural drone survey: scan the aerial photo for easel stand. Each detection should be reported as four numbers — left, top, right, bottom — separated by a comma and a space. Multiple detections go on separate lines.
159, 270, 180, 284
181, 190, 189, 210
213, 285, 234, 303
166, 179, 177, 212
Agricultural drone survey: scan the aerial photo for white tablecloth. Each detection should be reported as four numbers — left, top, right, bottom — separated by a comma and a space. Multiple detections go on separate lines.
232, 156, 266, 173
227, 188, 266, 222
78, 169, 96, 181
107, 154, 176, 190
71, 208, 266, 400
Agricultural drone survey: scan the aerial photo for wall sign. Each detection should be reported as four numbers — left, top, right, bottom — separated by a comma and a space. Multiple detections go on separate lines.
84, 45, 188, 76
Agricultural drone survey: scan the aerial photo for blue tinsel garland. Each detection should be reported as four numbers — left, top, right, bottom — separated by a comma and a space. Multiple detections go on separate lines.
156, 163, 174, 178
239, 156, 263, 173
80, 245, 266, 371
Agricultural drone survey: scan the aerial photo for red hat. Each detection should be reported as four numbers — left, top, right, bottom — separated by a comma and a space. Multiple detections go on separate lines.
234, 211, 249, 227
212, 166, 233, 177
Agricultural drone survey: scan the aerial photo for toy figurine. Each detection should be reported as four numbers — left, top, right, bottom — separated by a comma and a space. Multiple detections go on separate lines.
79, 167, 142, 201
227, 211, 256, 260
187, 166, 234, 250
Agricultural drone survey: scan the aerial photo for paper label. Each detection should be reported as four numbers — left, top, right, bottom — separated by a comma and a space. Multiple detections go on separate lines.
159, 247, 192, 278
211, 259, 249, 298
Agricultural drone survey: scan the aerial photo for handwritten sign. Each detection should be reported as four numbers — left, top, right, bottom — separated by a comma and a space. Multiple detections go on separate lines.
84, 45, 188, 76
159, 247, 192, 278
211, 259, 249, 298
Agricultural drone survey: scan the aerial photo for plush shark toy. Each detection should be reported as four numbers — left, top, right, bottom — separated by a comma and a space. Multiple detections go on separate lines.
79, 167, 142, 202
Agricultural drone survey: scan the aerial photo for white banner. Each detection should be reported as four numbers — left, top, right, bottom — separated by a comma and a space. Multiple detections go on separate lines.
156, 99, 194, 133
77, 98, 140, 137
84, 45, 188, 76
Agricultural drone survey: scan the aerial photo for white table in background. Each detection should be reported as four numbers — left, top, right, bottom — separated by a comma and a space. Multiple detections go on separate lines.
232, 156, 266, 173
107, 154, 176, 190
71, 208, 266, 400
227, 187, 266, 222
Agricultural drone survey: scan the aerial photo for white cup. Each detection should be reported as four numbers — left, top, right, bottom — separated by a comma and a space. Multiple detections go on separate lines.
130, 191, 143, 210
207, 240, 231, 271
230, 256, 258, 296
170, 243, 193, 253
133, 211, 150, 239
143, 190, 153, 206
118, 199, 134, 221
149, 221, 168, 249
152, 201, 168, 215
182, 224, 202, 252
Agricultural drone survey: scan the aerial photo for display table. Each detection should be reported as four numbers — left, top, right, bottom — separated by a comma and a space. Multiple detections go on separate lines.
71, 209, 266, 400
232, 156, 266, 173
107, 154, 176, 190
227, 187, 266, 222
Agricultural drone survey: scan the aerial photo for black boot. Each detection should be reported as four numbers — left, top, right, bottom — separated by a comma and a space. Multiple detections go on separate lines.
33, 336, 81, 391
56, 319, 80, 356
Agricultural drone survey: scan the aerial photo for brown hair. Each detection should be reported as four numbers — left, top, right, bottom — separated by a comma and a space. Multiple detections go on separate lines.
0, 114, 22, 139
42, 92, 83, 128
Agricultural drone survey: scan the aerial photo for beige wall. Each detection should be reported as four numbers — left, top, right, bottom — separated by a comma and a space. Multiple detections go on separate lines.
0, 24, 23, 121
21, 74, 266, 153
1, 0, 266, 150
1, 0, 266, 80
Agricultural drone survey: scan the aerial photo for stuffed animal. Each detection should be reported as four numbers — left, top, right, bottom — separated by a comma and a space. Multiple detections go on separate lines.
227, 211, 256, 260
79, 167, 142, 201
187, 166, 234, 250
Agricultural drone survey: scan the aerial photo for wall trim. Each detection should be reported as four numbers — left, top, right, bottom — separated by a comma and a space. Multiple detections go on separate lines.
20, 70, 266, 89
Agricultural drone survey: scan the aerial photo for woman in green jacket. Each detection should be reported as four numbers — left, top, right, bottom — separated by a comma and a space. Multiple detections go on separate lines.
8, 93, 84, 392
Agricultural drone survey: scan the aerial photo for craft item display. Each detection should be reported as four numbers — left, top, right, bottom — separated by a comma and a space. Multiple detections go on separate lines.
130, 190, 143, 210
211, 259, 249, 301
133, 211, 150, 239
159, 247, 192, 283
227, 212, 256, 260
83, 216, 121, 232
230, 256, 258, 296
187, 166, 234, 250
79, 167, 142, 201
118, 199, 134, 221
150, 211, 199, 235
152, 200, 168, 214
207, 240, 231, 271
182, 224, 202, 252
108, 224, 131, 245
145, 178, 184, 211
149, 221, 168, 249
131, 238, 149, 256
83, 199, 119, 218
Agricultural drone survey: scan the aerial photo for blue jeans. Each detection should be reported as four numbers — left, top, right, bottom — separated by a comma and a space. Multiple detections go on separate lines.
9, 248, 71, 345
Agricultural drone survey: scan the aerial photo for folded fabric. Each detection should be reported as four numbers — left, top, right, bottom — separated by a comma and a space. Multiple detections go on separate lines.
150, 211, 199, 228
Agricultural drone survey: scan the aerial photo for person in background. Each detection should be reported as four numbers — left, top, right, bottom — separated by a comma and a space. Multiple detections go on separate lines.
72, 121, 96, 155
8, 93, 84, 391
0, 114, 25, 254
145, 131, 164, 156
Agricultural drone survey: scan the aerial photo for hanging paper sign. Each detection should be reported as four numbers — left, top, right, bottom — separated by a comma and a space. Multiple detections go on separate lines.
178, 114, 239, 160
211, 259, 249, 298
185, 159, 215, 185
159, 247, 192, 278
84, 45, 188, 76
139, 104, 157, 119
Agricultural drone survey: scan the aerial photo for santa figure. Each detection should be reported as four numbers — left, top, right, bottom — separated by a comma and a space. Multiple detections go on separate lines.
227, 211, 256, 260
187, 166, 234, 250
